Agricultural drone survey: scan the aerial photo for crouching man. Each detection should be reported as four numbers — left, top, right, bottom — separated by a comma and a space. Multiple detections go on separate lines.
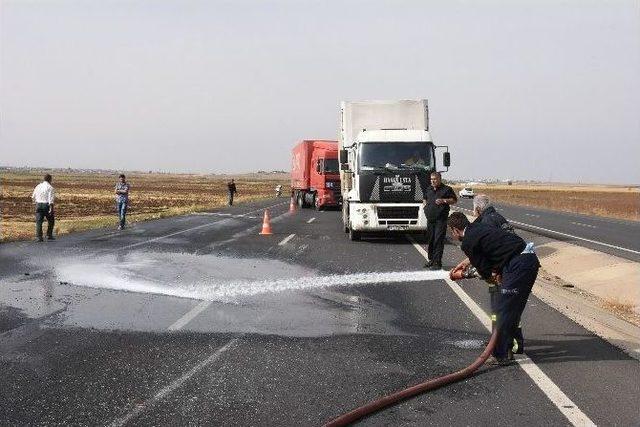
447, 212, 540, 365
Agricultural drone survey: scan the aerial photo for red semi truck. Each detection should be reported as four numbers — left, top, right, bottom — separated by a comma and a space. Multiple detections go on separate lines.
291, 140, 342, 210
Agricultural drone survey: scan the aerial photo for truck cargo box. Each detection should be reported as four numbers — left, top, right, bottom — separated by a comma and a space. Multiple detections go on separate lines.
340, 99, 429, 150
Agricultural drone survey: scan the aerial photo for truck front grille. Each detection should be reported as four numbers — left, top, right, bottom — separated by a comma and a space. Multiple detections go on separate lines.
376, 206, 419, 219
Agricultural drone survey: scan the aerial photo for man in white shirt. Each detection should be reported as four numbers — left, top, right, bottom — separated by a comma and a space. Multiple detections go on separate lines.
31, 174, 55, 241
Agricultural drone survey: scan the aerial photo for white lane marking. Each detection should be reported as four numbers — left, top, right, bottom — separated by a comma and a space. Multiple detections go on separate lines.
408, 236, 596, 427
570, 221, 596, 229
525, 213, 541, 218
108, 338, 239, 427
509, 219, 638, 254
119, 202, 287, 250
167, 301, 212, 331
456, 206, 639, 255
193, 212, 260, 219
278, 233, 296, 246
307, 217, 316, 224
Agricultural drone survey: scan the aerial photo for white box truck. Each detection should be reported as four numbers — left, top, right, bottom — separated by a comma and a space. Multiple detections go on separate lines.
338, 99, 450, 240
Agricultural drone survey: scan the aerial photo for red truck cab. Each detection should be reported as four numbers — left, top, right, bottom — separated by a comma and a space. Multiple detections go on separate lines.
291, 140, 342, 210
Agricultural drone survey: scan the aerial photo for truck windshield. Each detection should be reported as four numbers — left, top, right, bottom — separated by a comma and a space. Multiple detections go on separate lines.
323, 159, 339, 173
359, 142, 433, 171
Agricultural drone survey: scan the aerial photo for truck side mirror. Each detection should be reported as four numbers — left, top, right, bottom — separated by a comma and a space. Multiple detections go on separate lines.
339, 149, 349, 171
443, 152, 451, 167
339, 149, 348, 164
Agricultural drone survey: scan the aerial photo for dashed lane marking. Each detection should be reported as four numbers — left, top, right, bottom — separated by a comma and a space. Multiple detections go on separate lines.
278, 233, 296, 246
167, 301, 212, 331
408, 236, 596, 427
119, 202, 287, 250
307, 217, 316, 223
455, 206, 639, 255
193, 212, 260, 219
108, 338, 239, 427
570, 221, 597, 229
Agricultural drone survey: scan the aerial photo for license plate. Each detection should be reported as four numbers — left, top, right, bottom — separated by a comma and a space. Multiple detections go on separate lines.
388, 225, 409, 231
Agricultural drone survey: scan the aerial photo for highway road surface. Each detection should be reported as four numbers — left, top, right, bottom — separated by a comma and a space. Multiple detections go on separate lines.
1, 198, 639, 426
456, 197, 640, 262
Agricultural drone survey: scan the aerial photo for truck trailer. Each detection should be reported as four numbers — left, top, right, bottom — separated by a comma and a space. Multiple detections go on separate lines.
338, 99, 450, 240
291, 140, 342, 210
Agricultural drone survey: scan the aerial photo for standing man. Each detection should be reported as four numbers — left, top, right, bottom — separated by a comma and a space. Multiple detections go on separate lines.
422, 171, 457, 270
227, 179, 237, 206
447, 212, 539, 365
115, 174, 130, 230
32, 174, 55, 242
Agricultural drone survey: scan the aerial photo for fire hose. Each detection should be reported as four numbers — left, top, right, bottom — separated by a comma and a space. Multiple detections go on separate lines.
324, 328, 498, 427
325, 265, 494, 426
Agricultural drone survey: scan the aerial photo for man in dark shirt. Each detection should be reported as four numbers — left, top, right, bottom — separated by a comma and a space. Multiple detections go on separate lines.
473, 194, 514, 233
471, 194, 518, 346
447, 212, 540, 365
422, 172, 457, 270
227, 179, 237, 206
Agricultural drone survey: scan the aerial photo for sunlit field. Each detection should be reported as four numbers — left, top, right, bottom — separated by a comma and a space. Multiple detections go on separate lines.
452, 183, 640, 221
1, 171, 288, 241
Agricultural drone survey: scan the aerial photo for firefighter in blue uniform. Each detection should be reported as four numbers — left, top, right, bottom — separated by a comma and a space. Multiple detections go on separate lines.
448, 211, 540, 364
470, 194, 523, 353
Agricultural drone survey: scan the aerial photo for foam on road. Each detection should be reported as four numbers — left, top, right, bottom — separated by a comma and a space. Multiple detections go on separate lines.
52, 251, 448, 301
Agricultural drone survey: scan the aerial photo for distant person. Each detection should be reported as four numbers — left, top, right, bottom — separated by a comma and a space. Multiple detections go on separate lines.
227, 179, 237, 205
31, 173, 55, 242
422, 172, 457, 270
448, 212, 539, 365
114, 174, 130, 230
275, 184, 282, 198
473, 194, 514, 233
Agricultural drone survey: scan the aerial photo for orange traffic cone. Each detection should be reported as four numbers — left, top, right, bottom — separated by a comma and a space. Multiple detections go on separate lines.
289, 197, 296, 213
259, 209, 273, 235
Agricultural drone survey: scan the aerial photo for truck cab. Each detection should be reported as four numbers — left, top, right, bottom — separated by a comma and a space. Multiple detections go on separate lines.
343, 129, 435, 239
291, 140, 342, 210
310, 148, 341, 209
338, 99, 450, 240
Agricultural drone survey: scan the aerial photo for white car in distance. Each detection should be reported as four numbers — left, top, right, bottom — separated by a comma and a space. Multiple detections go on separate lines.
459, 187, 475, 198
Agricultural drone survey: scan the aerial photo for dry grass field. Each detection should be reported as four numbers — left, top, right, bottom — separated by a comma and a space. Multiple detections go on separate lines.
452, 184, 640, 221
0, 171, 288, 242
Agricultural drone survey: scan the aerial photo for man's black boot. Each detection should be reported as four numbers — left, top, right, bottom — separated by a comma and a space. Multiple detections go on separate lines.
423, 260, 434, 269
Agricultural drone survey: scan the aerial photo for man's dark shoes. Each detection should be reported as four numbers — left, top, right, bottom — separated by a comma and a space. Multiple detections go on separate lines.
428, 263, 442, 271
35, 237, 44, 242
47, 236, 55, 241
423, 260, 434, 269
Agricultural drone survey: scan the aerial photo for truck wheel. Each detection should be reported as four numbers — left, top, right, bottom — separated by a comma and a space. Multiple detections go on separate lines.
349, 227, 361, 241
315, 197, 323, 211
297, 192, 305, 208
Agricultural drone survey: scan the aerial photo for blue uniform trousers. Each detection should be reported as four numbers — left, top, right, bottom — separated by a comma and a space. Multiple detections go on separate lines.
494, 253, 540, 359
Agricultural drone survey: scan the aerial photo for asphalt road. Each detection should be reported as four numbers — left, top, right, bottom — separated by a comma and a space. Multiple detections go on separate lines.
456, 197, 640, 262
1, 198, 639, 426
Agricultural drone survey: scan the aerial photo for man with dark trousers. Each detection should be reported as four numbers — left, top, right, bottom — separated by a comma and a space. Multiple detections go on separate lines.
447, 211, 540, 365
31, 174, 56, 242
227, 179, 237, 206
471, 193, 521, 350
422, 172, 457, 270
